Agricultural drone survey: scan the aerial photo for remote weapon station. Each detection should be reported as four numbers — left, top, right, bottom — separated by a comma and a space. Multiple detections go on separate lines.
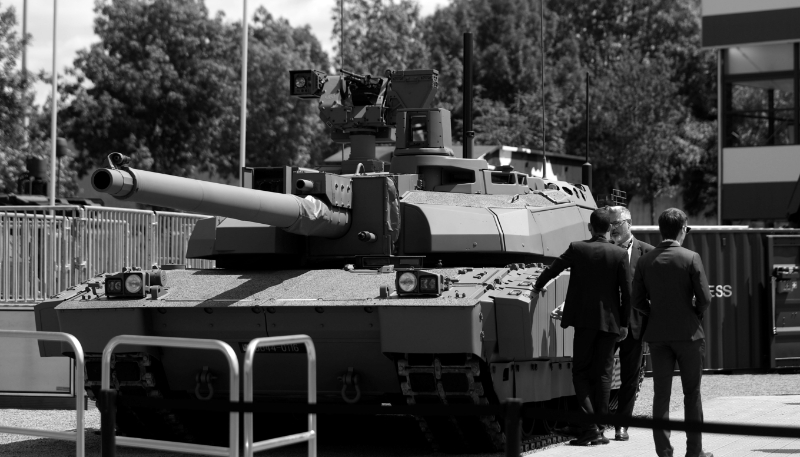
36, 38, 609, 451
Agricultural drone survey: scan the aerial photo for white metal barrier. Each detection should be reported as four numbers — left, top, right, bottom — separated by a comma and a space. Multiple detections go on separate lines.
101, 335, 239, 457
243, 335, 317, 457
155, 211, 214, 269
0, 329, 85, 457
0, 206, 215, 304
1, 206, 83, 302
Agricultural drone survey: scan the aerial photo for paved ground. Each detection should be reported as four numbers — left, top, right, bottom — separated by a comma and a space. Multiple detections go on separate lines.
530, 395, 800, 456
1, 375, 799, 456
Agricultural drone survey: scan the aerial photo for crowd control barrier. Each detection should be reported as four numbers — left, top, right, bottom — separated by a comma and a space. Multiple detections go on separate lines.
243, 335, 317, 457
1, 206, 214, 304
99, 335, 239, 457
0, 329, 85, 457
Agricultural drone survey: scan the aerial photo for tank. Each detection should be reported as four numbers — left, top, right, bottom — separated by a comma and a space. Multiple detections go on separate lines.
34, 66, 608, 451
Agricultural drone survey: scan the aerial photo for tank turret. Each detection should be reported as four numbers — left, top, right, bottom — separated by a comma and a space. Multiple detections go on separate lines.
91, 68, 596, 269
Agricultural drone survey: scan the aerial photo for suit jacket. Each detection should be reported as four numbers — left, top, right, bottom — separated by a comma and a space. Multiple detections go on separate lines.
632, 240, 712, 342
533, 235, 631, 334
627, 238, 655, 340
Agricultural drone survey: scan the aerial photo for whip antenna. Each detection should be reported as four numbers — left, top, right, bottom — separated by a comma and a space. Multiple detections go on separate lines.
582, 72, 593, 190
463, 32, 474, 159
540, 0, 547, 179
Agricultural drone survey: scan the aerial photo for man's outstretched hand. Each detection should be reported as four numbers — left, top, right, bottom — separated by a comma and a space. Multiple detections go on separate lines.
550, 303, 564, 320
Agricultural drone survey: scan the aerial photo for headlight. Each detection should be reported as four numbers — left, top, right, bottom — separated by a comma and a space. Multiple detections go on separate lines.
295, 76, 306, 88
397, 272, 417, 292
125, 274, 143, 293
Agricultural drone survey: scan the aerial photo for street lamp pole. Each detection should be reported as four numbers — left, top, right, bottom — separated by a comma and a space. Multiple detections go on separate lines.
22, 0, 28, 148
48, 0, 58, 206
239, 0, 248, 185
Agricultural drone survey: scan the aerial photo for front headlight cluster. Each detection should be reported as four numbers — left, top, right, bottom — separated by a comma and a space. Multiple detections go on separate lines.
105, 267, 167, 299
395, 269, 445, 296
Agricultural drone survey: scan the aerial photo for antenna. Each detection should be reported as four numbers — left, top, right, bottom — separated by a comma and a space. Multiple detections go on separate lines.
540, 0, 547, 179
340, 0, 344, 70
463, 32, 474, 159
340, 0, 345, 163
582, 72, 592, 190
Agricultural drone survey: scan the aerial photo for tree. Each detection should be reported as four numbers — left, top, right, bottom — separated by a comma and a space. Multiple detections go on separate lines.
332, 0, 430, 76
0, 3, 28, 192
580, 51, 708, 223
59, 0, 239, 178
549, 0, 717, 213
212, 7, 334, 175
422, 0, 584, 151
60, 0, 336, 182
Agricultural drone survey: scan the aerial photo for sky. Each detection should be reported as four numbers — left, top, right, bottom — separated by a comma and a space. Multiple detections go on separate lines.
6, 0, 451, 104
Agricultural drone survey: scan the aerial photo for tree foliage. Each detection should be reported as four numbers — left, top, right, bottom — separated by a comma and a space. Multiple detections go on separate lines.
54, 0, 718, 216
213, 7, 333, 176
420, 0, 716, 215
60, 0, 239, 178
0, 3, 71, 196
332, 0, 429, 76
60, 0, 334, 180
0, 3, 28, 192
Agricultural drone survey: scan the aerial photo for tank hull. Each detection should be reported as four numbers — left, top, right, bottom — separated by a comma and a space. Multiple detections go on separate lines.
39, 267, 575, 395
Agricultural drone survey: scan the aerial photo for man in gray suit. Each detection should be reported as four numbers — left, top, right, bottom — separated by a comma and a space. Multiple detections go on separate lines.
609, 206, 653, 441
632, 208, 713, 457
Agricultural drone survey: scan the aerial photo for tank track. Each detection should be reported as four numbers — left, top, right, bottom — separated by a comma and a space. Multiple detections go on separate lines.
395, 353, 569, 454
84, 353, 194, 443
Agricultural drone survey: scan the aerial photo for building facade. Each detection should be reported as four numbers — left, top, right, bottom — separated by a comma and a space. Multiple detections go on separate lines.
704, 0, 800, 225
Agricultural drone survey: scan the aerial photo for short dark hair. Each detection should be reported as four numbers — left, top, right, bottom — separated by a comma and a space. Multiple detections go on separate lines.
590, 207, 614, 233
658, 208, 687, 239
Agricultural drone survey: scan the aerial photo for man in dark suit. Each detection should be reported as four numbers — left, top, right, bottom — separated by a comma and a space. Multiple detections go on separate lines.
533, 207, 631, 446
632, 208, 713, 457
609, 206, 654, 441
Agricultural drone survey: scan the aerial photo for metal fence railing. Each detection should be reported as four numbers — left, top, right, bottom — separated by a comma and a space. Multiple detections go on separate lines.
100, 335, 239, 457
243, 335, 317, 457
155, 211, 213, 269
0, 329, 85, 457
0, 206, 215, 304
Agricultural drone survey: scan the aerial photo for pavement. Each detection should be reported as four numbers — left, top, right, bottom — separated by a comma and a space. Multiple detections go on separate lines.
1, 395, 799, 456
529, 395, 800, 456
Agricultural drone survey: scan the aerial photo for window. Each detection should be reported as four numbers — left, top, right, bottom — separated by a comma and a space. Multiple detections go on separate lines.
722, 43, 800, 148
726, 79, 795, 146
407, 113, 428, 147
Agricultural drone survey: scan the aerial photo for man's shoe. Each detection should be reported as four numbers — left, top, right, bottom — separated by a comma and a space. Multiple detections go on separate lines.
687, 452, 713, 457
591, 433, 610, 445
554, 425, 582, 437
569, 428, 602, 446
615, 426, 630, 441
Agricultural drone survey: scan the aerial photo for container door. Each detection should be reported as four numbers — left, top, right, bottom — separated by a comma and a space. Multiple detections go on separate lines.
767, 235, 800, 368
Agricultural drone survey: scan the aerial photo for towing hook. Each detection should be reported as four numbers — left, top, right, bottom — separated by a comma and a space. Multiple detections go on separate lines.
195, 366, 216, 401
338, 367, 361, 404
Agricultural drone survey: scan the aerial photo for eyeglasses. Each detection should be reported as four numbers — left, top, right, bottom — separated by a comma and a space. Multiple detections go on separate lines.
685, 226, 692, 233
611, 220, 630, 228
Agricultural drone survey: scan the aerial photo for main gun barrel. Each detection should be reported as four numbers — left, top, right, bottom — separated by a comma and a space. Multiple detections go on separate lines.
91, 167, 350, 238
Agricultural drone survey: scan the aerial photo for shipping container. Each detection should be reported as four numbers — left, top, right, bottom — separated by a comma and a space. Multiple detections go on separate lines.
632, 227, 800, 371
